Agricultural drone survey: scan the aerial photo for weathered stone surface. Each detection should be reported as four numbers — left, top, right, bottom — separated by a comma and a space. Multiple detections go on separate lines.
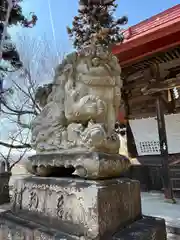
0, 212, 167, 240
11, 176, 141, 239
31, 46, 123, 155
0, 173, 11, 205
26, 150, 130, 179
113, 215, 167, 240
0, 211, 78, 240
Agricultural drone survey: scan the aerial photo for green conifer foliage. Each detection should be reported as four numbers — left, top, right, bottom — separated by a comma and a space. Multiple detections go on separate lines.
67, 0, 128, 50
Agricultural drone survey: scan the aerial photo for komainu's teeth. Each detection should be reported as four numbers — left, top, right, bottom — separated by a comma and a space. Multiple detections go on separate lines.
73, 167, 87, 177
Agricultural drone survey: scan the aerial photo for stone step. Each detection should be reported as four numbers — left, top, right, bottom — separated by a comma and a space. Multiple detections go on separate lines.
167, 233, 180, 240
0, 211, 167, 240
167, 225, 180, 236
0, 211, 78, 240
113, 215, 167, 240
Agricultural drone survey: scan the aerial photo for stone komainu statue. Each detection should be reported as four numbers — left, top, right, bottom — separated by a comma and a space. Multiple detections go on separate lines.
25, 45, 131, 179
31, 46, 123, 155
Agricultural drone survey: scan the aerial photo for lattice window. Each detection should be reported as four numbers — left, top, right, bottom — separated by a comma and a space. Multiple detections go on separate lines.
139, 141, 160, 154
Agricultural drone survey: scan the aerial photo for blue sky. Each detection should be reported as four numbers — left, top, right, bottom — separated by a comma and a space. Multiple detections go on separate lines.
13, 0, 180, 53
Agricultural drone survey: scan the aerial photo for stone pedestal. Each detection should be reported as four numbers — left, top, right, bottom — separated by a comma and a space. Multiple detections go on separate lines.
27, 151, 131, 179
0, 176, 167, 239
0, 172, 11, 205
12, 176, 141, 239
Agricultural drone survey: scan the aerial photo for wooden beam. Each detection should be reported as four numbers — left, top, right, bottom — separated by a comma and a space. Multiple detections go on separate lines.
141, 77, 180, 95
124, 82, 145, 91
123, 60, 176, 82
122, 55, 180, 77
159, 58, 180, 70
126, 70, 146, 82
128, 95, 155, 104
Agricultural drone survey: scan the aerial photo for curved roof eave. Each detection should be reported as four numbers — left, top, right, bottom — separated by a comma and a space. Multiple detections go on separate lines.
112, 4, 180, 62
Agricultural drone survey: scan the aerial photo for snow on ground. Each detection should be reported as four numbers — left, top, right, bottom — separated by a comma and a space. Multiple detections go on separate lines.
141, 191, 180, 228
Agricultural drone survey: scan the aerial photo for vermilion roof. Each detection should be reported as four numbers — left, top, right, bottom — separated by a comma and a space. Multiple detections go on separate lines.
112, 4, 180, 66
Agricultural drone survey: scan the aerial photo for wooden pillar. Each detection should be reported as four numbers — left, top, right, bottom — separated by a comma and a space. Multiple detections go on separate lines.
122, 86, 138, 158
156, 94, 174, 201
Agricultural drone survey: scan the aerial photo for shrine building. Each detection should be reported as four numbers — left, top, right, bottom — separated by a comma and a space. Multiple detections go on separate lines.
112, 4, 180, 195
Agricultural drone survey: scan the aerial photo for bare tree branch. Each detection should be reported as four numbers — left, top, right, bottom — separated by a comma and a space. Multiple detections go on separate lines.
10, 149, 27, 170
0, 141, 31, 149
0, 130, 30, 171
11, 79, 40, 114
0, 34, 63, 171
17, 114, 31, 129
1, 98, 37, 115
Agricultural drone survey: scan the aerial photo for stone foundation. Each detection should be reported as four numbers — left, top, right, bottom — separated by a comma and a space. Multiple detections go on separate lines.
0, 176, 167, 239
113, 215, 167, 239
0, 212, 166, 240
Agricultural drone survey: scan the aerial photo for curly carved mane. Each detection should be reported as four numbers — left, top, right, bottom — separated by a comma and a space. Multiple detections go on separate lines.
34, 52, 78, 109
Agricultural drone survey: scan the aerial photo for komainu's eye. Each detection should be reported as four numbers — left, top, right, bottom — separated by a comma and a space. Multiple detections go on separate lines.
92, 58, 100, 67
